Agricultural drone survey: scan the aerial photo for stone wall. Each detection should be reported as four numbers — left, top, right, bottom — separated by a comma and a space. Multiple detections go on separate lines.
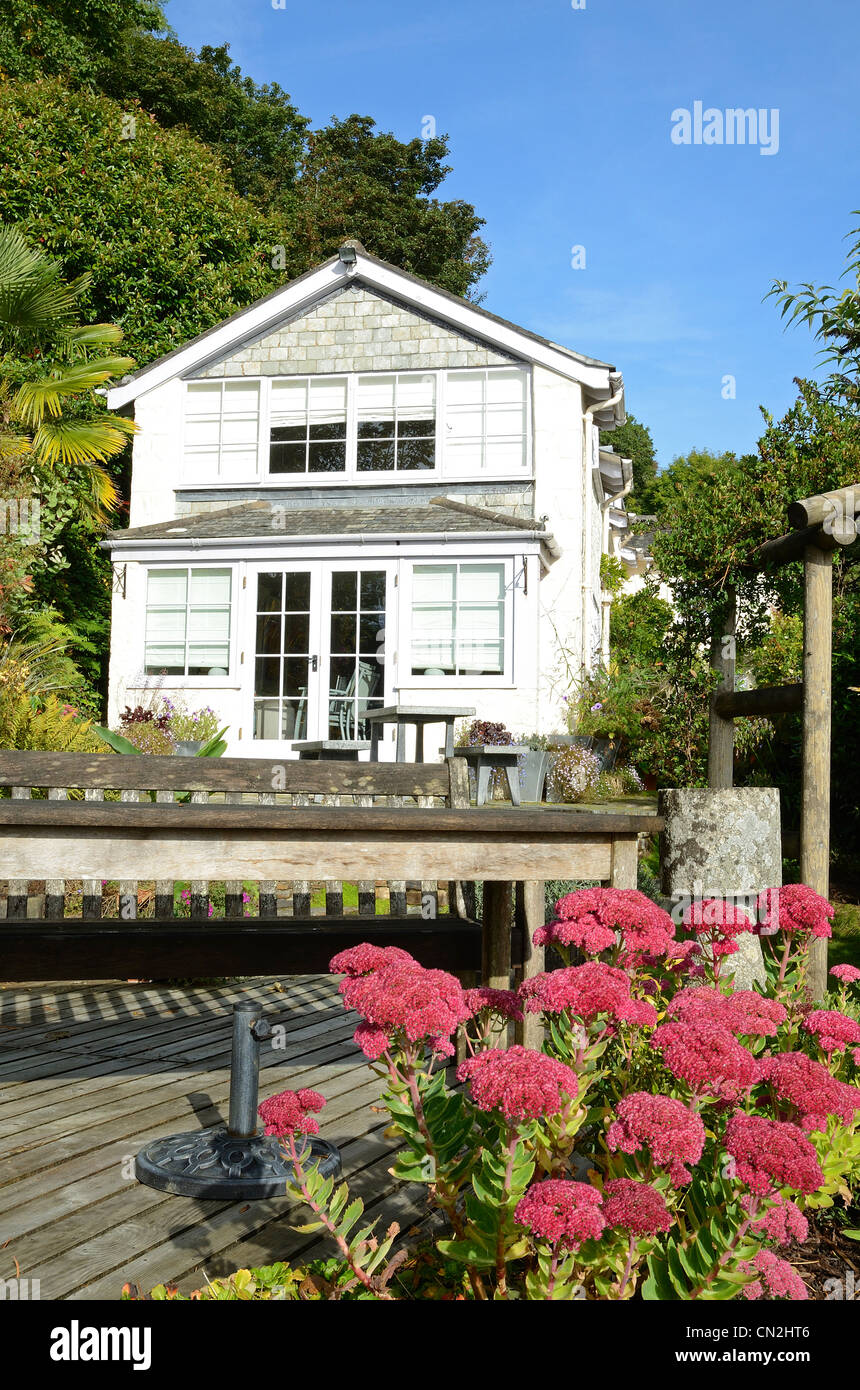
189, 285, 518, 379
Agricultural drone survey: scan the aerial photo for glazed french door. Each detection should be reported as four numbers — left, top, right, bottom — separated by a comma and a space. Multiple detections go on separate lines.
245, 562, 393, 749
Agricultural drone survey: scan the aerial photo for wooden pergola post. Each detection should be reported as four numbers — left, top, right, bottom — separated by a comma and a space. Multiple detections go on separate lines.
801, 546, 833, 1001
707, 588, 736, 790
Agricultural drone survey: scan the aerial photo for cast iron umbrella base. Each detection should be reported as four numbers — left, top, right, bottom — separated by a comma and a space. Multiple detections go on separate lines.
135, 999, 341, 1199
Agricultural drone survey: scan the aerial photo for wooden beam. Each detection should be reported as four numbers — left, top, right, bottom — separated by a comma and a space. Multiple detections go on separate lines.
708, 589, 736, 789
801, 546, 832, 1001
609, 836, 639, 889
751, 518, 857, 570
788, 484, 860, 530
483, 881, 513, 999
516, 881, 546, 1050
714, 683, 804, 718
0, 752, 451, 798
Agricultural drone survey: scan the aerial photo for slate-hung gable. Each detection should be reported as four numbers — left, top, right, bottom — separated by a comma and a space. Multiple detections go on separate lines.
104, 243, 631, 754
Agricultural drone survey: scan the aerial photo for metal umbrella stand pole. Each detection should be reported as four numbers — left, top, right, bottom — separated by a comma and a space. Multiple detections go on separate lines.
136, 1000, 341, 1198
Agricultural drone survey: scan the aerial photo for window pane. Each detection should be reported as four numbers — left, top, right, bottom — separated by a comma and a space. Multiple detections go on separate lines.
358, 375, 395, 413
190, 570, 231, 604
254, 699, 281, 740
357, 440, 395, 471
360, 572, 386, 610
446, 371, 484, 406
282, 702, 307, 739
186, 383, 222, 414
308, 440, 347, 472
147, 571, 188, 605
283, 657, 309, 698
223, 381, 260, 414
458, 565, 504, 602
359, 614, 383, 655
283, 614, 309, 654
398, 417, 435, 438
398, 374, 435, 414
256, 614, 281, 654
357, 419, 394, 439
271, 378, 307, 419
309, 376, 347, 418
309, 421, 347, 441
485, 405, 525, 438
255, 657, 280, 696
332, 572, 357, 610
185, 419, 220, 448
445, 440, 483, 473
284, 572, 311, 611
269, 441, 306, 473
188, 642, 230, 672
413, 565, 455, 603
330, 612, 357, 653
145, 648, 185, 675
271, 424, 306, 443
486, 369, 525, 404
257, 573, 282, 612
397, 437, 435, 470
486, 438, 526, 470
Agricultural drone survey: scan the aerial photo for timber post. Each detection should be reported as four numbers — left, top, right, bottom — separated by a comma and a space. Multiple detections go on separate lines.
801, 545, 833, 1001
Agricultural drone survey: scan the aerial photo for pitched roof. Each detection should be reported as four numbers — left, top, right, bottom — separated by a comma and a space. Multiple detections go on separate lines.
105, 243, 625, 420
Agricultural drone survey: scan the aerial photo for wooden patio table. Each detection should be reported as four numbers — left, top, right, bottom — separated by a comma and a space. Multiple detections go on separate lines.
0, 800, 660, 1003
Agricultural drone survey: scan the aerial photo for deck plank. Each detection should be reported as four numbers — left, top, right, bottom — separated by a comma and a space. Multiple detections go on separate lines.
0, 975, 423, 1299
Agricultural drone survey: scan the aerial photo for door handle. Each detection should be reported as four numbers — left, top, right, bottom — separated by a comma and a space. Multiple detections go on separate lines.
311, 655, 319, 672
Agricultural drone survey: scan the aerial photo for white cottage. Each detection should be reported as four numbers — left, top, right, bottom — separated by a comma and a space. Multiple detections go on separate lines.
104, 242, 631, 757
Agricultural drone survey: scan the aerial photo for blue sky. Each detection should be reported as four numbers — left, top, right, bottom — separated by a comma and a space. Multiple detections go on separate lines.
163, 0, 859, 467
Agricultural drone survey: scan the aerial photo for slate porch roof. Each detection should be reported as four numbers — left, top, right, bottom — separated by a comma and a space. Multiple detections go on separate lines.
104, 500, 545, 545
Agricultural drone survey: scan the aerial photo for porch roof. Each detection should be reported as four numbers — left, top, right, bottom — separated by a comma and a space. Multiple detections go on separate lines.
103, 500, 550, 546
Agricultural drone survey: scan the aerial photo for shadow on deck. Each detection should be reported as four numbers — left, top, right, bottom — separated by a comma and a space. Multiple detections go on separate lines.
0, 975, 423, 1299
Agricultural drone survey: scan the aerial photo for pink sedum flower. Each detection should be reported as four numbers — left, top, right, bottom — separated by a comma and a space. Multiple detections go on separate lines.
669, 987, 787, 1039
756, 884, 834, 940
353, 1021, 392, 1060
830, 963, 860, 984
536, 887, 675, 958
339, 959, 470, 1048
329, 943, 416, 977
683, 899, 755, 936
464, 988, 524, 1022
519, 961, 631, 1021
457, 1046, 578, 1123
725, 1113, 824, 1196
606, 1091, 705, 1185
614, 998, 659, 1028
652, 1020, 760, 1100
258, 1088, 326, 1138
515, 1179, 605, 1250
761, 1051, 860, 1132
800, 1009, 860, 1058
600, 1178, 673, 1236
739, 1249, 808, 1300
748, 1196, 809, 1248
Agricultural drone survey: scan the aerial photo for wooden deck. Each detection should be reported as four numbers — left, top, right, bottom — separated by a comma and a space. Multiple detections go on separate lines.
0, 974, 425, 1299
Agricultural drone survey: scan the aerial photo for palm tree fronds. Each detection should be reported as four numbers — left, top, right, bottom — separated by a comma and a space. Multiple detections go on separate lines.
0, 227, 92, 346
14, 359, 137, 423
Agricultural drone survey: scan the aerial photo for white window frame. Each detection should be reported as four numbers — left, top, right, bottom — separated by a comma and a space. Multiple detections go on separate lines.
179, 366, 532, 489
181, 381, 261, 482
401, 557, 516, 690
440, 367, 531, 479
142, 564, 238, 687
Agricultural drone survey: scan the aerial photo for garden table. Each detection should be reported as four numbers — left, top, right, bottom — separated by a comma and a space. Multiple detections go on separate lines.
452, 744, 522, 806
365, 704, 475, 761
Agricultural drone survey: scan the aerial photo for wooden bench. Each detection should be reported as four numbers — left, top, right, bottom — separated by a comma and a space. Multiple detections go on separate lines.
0, 753, 661, 1044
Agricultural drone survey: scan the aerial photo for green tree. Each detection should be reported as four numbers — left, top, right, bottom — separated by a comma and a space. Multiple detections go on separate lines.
767, 212, 860, 408
600, 413, 660, 512
0, 80, 284, 365
101, 35, 308, 209
0, 0, 166, 84
285, 115, 490, 299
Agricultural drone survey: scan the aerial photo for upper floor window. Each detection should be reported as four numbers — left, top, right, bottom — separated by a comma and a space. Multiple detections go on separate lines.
357, 373, 436, 472
144, 567, 232, 677
182, 367, 529, 484
269, 376, 347, 475
184, 382, 259, 482
444, 368, 527, 475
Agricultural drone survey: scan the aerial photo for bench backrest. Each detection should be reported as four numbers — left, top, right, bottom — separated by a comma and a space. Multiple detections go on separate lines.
0, 751, 470, 923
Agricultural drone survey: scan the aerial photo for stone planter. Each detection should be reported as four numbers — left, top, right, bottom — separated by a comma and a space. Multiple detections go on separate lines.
518, 748, 551, 802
